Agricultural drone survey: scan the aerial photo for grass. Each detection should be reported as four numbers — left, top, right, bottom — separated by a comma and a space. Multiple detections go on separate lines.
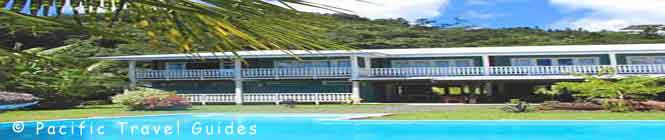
380, 106, 665, 120
2, 104, 665, 122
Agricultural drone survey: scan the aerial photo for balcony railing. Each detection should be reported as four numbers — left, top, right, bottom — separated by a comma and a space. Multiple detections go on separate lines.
136, 69, 233, 80
242, 67, 351, 78
489, 65, 609, 75
136, 64, 665, 80
369, 67, 485, 77
178, 93, 352, 104
616, 64, 665, 74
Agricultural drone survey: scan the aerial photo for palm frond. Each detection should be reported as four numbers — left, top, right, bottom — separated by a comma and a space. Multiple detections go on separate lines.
1, 0, 349, 54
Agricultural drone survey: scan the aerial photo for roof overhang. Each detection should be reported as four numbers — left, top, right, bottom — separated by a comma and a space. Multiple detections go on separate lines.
94, 50, 387, 61
94, 44, 665, 61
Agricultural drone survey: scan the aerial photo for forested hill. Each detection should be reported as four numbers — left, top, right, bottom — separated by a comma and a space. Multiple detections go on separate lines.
325, 14, 665, 49
2, 13, 665, 55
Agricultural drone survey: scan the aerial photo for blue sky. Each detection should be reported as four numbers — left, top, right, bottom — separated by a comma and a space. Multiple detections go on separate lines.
435, 0, 586, 29
287, 0, 665, 31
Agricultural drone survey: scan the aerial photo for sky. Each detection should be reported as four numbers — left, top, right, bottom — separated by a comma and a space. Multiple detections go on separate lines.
277, 0, 665, 31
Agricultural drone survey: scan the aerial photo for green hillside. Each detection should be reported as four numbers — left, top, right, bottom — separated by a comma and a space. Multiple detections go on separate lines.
325, 14, 665, 49
2, 13, 665, 55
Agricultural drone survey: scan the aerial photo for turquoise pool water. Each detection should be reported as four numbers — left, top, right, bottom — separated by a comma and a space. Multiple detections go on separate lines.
2, 114, 665, 140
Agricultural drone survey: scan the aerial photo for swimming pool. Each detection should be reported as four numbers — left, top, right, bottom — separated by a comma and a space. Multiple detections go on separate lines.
2, 114, 665, 140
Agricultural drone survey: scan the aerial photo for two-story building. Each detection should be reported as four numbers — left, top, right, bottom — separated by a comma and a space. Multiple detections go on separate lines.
97, 44, 665, 104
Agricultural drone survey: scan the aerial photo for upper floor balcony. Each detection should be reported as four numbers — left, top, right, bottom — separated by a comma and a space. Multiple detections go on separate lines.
135, 64, 665, 80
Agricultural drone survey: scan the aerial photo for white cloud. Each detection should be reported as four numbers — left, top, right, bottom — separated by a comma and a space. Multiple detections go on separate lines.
273, 0, 449, 22
550, 0, 665, 31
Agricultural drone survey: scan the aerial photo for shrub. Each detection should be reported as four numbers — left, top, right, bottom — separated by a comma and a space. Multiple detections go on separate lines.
603, 100, 633, 112
112, 88, 191, 110
141, 95, 191, 110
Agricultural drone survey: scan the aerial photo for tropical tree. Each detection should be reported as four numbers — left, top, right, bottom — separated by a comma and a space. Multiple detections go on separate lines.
1, 0, 347, 53
0, 46, 124, 108
550, 69, 665, 111
554, 75, 665, 101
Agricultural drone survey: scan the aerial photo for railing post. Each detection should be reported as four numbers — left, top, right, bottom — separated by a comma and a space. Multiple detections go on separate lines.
275, 94, 281, 105
201, 95, 207, 105
315, 93, 320, 105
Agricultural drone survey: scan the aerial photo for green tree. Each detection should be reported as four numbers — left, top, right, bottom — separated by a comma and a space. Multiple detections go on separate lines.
551, 69, 665, 111
0, 46, 124, 108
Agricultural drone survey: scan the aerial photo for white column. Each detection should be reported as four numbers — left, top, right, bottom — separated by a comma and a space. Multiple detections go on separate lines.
234, 59, 243, 105
128, 60, 137, 89
485, 82, 494, 96
364, 56, 371, 70
352, 81, 361, 100
608, 52, 619, 74
609, 52, 618, 66
351, 56, 361, 103
482, 55, 491, 75
350, 56, 359, 79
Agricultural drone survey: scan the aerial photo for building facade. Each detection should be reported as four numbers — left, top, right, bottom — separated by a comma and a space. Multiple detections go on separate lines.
98, 44, 665, 104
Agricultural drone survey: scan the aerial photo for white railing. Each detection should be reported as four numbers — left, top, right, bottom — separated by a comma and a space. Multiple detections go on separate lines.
616, 64, 665, 74
370, 67, 485, 77
140, 65, 665, 80
489, 65, 609, 75
242, 67, 351, 78
137, 69, 233, 80
178, 94, 235, 103
178, 93, 352, 104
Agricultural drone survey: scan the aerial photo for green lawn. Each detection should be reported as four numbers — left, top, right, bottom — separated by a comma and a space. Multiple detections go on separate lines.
1, 104, 665, 122
380, 107, 665, 120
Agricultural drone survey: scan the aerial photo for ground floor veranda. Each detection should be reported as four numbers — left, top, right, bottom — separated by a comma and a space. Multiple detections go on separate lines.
142, 79, 585, 104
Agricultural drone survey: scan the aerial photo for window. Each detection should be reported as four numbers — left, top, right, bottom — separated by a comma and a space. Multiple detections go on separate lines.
513, 59, 531, 66
512, 57, 599, 66
454, 60, 472, 67
186, 62, 220, 69
275, 60, 345, 68
536, 59, 552, 66
277, 62, 292, 68
221, 60, 234, 69
557, 59, 574, 66
166, 63, 185, 71
412, 60, 430, 67
629, 57, 650, 64
433, 61, 450, 67
392, 59, 474, 68
626, 56, 665, 65
577, 58, 596, 65
655, 57, 665, 64
322, 80, 351, 85
336, 60, 351, 67
392, 61, 410, 68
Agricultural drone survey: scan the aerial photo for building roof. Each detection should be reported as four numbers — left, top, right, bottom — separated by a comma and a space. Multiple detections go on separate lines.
95, 50, 381, 61
364, 43, 665, 57
96, 44, 665, 61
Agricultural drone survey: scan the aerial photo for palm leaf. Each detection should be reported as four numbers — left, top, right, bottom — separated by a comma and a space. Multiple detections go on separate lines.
1, 0, 350, 54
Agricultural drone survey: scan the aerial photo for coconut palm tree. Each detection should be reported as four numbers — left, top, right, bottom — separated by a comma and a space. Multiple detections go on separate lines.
1, 0, 347, 53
